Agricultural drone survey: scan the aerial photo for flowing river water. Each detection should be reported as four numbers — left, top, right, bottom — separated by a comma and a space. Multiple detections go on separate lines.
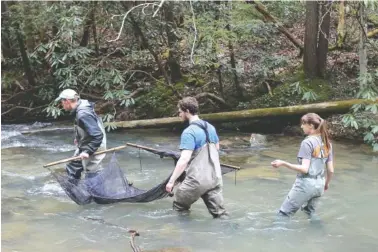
1, 123, 378, 252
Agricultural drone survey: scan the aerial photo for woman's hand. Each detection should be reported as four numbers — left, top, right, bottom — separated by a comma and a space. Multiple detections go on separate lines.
271, 159, 286, 168
324, 183, 330, 191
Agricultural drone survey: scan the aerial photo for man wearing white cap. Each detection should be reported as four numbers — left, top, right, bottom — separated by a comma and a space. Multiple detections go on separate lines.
55, 89, 107, 179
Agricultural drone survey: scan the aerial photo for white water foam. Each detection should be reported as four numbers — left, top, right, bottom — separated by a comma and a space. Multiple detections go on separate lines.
0, 170, 50, 180
27, 182, 66, 196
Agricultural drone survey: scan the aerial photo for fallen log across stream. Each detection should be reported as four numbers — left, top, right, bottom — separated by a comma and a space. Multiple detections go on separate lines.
108, 99, 374, 129
18, 99, 375, 134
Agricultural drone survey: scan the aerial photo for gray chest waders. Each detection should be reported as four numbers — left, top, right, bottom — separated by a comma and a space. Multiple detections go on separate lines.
279, 136, 328, 216
172, 121, 227, 218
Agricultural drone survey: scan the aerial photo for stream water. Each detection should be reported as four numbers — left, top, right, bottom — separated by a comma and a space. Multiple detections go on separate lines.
1, 123, 378, 252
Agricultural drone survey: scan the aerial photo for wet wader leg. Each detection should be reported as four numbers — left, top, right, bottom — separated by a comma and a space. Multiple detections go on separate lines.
279, 180, 314, 217
201, 185, 228, 218
301, 196, 320, 216
173, 181, 202, 212
65, 149, 82, 179
302, 181, 324, 217
82, 153, 106, 176
65, 159, 84, 179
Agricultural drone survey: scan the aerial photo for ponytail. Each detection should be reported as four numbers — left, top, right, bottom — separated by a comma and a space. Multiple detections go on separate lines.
319, 118, 331, 156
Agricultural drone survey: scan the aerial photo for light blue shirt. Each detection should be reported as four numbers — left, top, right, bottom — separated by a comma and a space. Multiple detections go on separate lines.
179, 120, 219, 150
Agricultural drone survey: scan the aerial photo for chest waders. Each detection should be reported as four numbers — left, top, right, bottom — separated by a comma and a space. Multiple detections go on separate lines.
173, 122, 228, 218
279, 136, 328, 217
66, 106, 107, 179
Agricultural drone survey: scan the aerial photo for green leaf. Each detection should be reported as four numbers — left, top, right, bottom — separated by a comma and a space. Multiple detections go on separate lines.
366, 104, 378, 114
373, 143, 378, 152
352, 120, 359, 130
363, 132, 375, 142
371, 126, 378, 134
351, 103, 363, 113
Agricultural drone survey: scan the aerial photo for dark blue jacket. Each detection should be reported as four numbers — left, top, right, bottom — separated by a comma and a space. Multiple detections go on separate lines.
73, 99, 106, 155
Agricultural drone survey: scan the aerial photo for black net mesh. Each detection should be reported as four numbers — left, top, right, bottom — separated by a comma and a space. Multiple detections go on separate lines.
52, 148, 236, 205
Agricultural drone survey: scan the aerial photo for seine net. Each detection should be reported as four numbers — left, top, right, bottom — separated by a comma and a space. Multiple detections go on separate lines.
52, 148, 236, 205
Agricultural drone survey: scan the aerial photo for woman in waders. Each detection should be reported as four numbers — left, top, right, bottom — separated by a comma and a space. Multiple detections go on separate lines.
271, 113, 334, 217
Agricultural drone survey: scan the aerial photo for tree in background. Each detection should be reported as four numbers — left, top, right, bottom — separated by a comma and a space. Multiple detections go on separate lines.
303, 0, 331, 79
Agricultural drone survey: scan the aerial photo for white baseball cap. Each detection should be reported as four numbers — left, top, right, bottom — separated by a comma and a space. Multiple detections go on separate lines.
55, 89, 79, 102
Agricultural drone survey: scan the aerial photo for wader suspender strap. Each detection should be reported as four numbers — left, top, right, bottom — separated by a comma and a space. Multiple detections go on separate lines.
305, 136, 326, 179
190, 121, 210, 143
190, 121, 238, 185
311, 135, 325, 159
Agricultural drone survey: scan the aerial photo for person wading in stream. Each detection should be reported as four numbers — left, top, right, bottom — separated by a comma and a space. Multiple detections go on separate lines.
55, 89, 107, 179
271, 113, 334, 218
165, 97, 228, 218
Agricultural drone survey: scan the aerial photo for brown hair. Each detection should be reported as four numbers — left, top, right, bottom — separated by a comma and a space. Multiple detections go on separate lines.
177, 97, 199, 115
301, 113, 331, 156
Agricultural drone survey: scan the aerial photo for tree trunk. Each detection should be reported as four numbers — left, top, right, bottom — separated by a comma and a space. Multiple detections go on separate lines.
91, 1, 99, 56
109, 99, 371, 129
1, 1, 16, 59
23, 2, 36, 52
336, 0, 345, 48
80, 5, 94, 47
226, 24, 243, 99
213, 1, 224, 98
164, 2, 182, 83
129, 15, 169, 84
120, 2, 170, 85
228, 40, 242, 97
317, 1, 331, 78
12, 8, 36, 87
303, 1, 319, 79
359, 2, 368, 80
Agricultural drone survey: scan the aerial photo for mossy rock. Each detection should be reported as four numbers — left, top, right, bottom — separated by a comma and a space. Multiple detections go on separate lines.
219, 136, 251, 149
249, 70, 332, 109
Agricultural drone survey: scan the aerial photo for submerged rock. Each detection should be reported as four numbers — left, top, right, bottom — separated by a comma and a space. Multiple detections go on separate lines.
249, 133, 267, 147
219, 135, 250, 149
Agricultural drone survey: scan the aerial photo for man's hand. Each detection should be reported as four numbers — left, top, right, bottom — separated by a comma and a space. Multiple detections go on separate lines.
79, 152, 89, 160
166, 180, 174, 193
74, 139, 78, 146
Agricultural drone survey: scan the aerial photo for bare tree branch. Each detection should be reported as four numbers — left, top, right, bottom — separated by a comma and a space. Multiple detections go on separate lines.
1, 105, 45, 116
127, 69, 158, 82
108, 2, 160, 43
189, 0, 198, 65
318, 1, 333, 42
195, 92, 230, 108
126, 87, 144, 99
152, 0, 166, 17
